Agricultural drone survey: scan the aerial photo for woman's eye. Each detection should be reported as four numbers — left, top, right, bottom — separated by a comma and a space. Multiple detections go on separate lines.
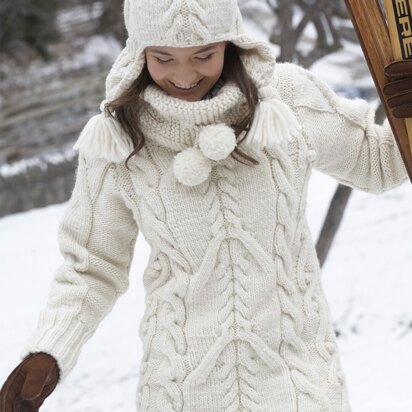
155, 58, 171, 64
197, 54, 213, 61
155, 54, 213, 64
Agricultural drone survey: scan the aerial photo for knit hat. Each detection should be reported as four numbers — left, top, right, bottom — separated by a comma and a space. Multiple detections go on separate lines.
74, 0, 301, 186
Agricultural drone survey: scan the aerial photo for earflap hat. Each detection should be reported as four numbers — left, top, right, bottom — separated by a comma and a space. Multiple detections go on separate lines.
74, 0, 302, 186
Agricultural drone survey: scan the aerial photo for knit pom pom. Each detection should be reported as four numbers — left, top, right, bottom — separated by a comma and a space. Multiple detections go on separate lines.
73, 113, 134, 163
198, 124, 237, 161
173, 147, 212, 186
244, 86, 302, 153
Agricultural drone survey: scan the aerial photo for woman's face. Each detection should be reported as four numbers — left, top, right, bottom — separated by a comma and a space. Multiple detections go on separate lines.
145, 41, 229, 102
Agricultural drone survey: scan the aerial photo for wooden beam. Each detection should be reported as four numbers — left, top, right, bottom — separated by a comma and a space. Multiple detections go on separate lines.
344, 0, 412, 183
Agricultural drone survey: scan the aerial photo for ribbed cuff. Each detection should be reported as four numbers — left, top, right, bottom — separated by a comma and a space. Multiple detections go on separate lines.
20, 314, 91, 383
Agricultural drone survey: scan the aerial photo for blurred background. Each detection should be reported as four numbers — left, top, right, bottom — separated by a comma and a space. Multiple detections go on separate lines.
1, 0, 411, 411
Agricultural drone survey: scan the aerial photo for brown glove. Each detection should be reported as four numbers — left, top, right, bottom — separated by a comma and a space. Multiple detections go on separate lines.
383, 60, 412, 118
0, 352, 60, 412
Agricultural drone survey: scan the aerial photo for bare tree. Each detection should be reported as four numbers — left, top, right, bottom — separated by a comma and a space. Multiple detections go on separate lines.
0, 0, 61, 61
265, 0, 348, 68
97, 0, 127, 46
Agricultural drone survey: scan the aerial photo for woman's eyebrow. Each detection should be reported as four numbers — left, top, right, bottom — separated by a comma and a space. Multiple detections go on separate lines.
150, 45, 217, 56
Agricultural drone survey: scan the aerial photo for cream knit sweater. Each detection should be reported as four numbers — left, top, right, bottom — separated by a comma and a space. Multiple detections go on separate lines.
21, 62, 408, 412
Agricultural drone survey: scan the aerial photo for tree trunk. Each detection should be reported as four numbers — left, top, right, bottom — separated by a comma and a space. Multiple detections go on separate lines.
315, 184, 353, 268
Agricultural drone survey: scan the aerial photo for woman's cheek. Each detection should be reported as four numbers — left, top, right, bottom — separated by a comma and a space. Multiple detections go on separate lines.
202, 59, 225, 77
148, 63, 170, 81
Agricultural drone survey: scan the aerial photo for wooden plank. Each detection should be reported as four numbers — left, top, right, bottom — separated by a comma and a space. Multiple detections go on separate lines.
344, 0, 412, 183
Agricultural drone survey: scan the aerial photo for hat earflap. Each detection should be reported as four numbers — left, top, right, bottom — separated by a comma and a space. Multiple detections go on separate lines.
73, 38, 142, 163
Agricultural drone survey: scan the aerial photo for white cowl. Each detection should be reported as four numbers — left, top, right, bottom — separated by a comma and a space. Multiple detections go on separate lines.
139, 79, 254, 186
19, 62, 408, 412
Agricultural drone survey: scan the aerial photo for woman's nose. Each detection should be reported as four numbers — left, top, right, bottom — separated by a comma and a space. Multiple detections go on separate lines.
172, 72, 201, 84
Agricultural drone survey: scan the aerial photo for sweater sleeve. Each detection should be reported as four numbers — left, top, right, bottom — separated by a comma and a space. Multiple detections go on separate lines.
280, 63, 409, 194
20, 151, 139, 383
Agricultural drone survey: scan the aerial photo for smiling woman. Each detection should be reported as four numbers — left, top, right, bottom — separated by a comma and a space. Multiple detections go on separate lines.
1, 0, 409, 411
144, 42, 229, 101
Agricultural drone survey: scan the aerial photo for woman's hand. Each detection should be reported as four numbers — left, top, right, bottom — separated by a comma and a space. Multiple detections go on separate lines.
383, 60, 412, 118
0, 352, 60, 411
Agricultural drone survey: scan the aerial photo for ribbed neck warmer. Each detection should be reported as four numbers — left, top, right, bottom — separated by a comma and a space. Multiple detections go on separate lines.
139, 79, 248, 152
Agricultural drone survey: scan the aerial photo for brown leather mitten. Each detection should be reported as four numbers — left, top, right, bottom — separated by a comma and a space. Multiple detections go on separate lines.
383, 60, 412, 118
0, 352, 60, 412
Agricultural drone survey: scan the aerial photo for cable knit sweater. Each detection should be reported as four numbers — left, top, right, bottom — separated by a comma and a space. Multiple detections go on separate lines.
21, 62, 408, 412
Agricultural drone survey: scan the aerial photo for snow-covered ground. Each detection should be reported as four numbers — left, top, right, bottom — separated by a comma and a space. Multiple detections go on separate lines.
1, 5, 412, 411
1, 166, 411, 412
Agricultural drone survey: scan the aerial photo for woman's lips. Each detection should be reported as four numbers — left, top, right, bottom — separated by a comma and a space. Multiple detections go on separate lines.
169, 78, 204, 93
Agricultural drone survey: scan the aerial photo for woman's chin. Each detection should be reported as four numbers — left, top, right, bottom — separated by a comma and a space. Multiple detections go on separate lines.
167, 90, 203, 101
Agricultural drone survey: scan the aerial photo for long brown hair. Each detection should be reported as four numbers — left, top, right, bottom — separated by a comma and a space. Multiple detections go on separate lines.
104, 42, 260, 171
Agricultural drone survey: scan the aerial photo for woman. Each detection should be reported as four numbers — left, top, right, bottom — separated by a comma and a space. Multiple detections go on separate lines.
0, 0, 409, 411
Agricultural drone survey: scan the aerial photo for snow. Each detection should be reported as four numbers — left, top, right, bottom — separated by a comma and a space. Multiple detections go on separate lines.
57, 3, 104, 32
0, 34, 121, 94
310, 39, 376, 90
306, 172, 412, 411
0, 147, 77, 177
1, 167, 411, 411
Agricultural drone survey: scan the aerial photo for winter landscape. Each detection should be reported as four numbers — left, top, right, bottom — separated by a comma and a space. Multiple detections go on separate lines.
1, 2, 412, 411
